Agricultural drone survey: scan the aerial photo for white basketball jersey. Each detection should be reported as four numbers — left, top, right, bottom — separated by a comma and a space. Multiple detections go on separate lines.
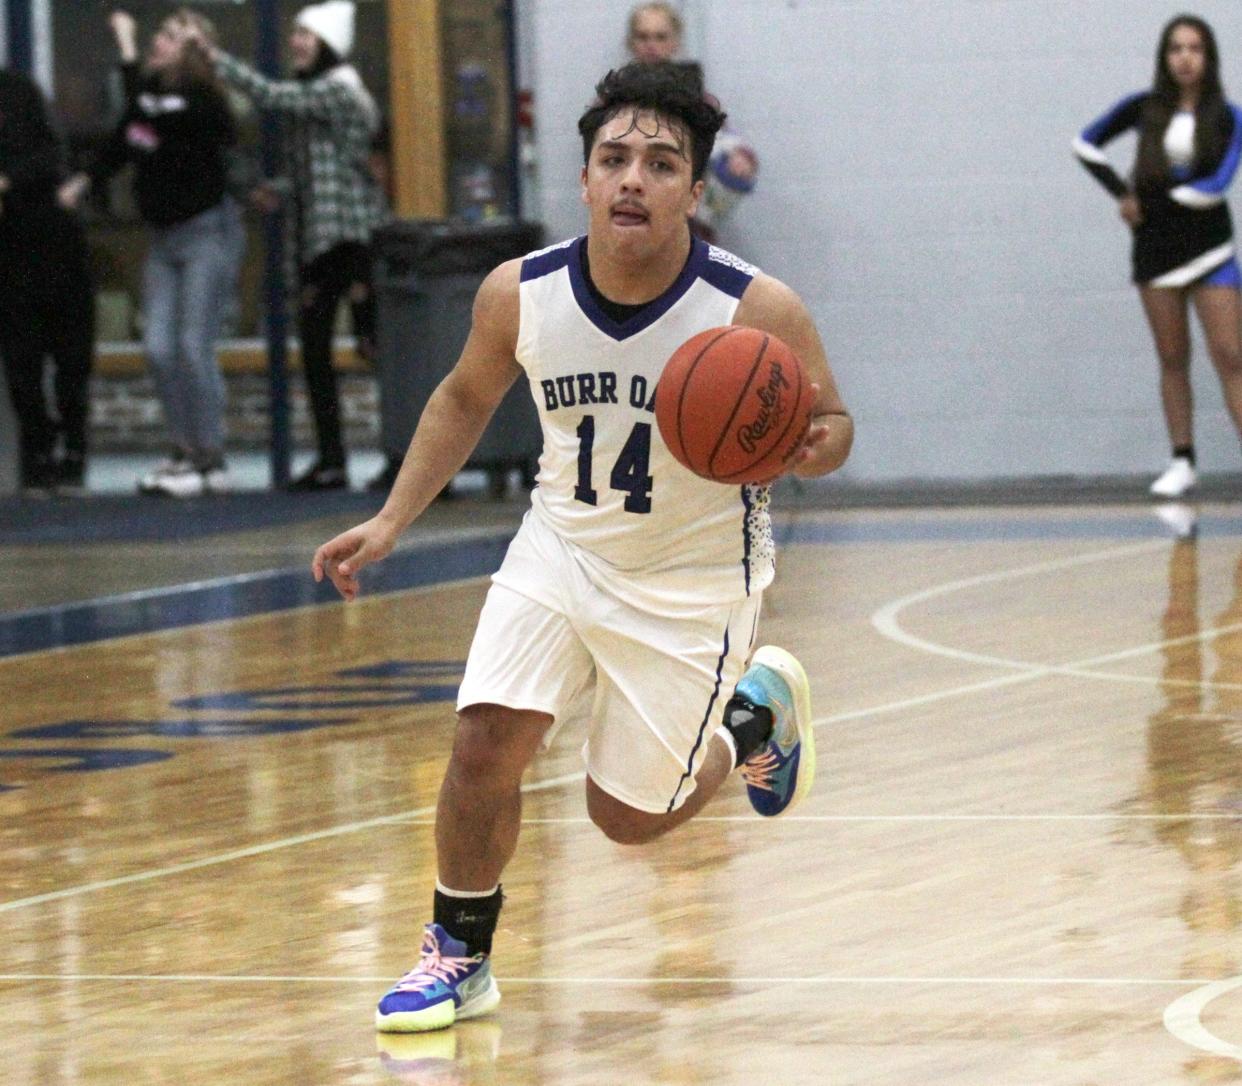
512, 235, 774, 608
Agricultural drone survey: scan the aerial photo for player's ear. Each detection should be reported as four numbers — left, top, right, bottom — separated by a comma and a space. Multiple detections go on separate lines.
580, 165, 590, 206
686, 177, 704, 219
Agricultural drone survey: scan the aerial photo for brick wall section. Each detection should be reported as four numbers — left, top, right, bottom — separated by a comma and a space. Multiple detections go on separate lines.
89, 371, 380, 452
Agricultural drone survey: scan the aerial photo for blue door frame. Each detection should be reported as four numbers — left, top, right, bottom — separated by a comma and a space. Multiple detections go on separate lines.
4, 0, 33, 76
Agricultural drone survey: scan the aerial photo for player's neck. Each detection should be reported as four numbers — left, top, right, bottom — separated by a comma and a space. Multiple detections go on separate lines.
585, 232, 693, 305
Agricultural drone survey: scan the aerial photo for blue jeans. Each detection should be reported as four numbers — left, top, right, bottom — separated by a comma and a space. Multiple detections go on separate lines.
142, 200, 242, 460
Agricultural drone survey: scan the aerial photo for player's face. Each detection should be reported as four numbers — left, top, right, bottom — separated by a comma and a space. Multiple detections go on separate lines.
1165, 24, 1207, 92
629, 9, 680, 63
581, 109, 702, 257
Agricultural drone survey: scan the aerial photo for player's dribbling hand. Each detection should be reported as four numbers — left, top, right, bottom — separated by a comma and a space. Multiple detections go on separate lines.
789, 383, 834, 476
311, 518, 397, 601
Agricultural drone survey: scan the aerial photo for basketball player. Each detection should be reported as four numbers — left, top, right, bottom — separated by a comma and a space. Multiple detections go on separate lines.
312, 62, 853, 1033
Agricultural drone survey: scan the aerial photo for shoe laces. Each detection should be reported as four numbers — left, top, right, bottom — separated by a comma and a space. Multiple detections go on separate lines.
391, 928, 480, 993
740, 746, 779, 793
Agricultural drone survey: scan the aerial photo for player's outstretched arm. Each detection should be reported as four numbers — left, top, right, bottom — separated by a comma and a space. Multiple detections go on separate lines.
311, 260, 524, 600
733, 274, 853, 478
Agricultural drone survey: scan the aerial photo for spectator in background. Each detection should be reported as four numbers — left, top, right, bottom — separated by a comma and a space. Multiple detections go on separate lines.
181, 0, 389, 492
626, 1, 758, 244
1075, 15, 1242, 498
0, 67, 95, 496
62, 8, 242, 499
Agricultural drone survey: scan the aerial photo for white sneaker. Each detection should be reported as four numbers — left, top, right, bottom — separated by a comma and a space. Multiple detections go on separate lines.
1149, 457, 1197, 498
202, 466, 231, 494
138, 454, 188, 494
1154, 502, 1198, 539
140, 461, 205, 498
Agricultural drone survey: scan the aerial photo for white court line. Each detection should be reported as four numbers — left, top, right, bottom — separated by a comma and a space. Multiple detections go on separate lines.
3, 526, 509, 622
1163, 976, 1242, 1060
807, 622, 1242, 732
0, 674, 1126, 915
871, 539, 1242, 692
3, 678, 1239, 914
871, 540, 1165, 665
2, 538, 1235, 921
4, 536, 1241, 1058
3, 574, 499, 665
468, 814, 1242, 825
5, 799, 1237, 916
0, 772, 583, 915
870, 537, 1242, 1063
0, 972, 1222, 988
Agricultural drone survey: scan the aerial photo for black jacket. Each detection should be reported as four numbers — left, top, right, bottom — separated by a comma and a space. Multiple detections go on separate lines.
0, 68, 65, 223
92, 63, 235, 227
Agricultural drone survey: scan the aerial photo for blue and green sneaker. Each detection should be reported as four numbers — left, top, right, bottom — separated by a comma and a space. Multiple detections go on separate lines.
375, 923, 501, 1033
736, 646, 815, 817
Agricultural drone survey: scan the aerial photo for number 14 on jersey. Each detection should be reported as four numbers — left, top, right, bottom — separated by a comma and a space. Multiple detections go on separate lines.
574, 415, 653, 514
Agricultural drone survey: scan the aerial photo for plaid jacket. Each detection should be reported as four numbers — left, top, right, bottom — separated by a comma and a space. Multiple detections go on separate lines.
216, 53, 388, 271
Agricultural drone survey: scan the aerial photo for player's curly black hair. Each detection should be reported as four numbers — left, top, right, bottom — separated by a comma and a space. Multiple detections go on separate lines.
577, 61, 726, 181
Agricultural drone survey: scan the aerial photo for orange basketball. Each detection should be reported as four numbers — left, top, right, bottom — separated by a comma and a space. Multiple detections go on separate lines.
655, 326, 816, 484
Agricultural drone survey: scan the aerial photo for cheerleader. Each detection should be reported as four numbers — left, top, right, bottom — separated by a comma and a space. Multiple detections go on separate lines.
1075, 15, 1242, 497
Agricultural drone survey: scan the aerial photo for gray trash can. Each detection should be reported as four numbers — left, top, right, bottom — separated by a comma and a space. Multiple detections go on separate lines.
374, 219, 545, 496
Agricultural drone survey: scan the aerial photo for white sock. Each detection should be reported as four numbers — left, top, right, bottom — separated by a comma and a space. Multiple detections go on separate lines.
435, 879, 500, 898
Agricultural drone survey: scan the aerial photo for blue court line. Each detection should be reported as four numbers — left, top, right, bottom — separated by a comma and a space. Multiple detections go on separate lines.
0, 534, 512, 660
3, 510, 1241, 659
0, 491, 386, 545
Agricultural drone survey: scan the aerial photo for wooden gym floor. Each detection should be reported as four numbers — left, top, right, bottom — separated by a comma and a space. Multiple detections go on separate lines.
2, 489, 1242, 1084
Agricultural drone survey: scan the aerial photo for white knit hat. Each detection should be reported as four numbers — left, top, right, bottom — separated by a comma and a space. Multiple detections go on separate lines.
296, 0, 355, 59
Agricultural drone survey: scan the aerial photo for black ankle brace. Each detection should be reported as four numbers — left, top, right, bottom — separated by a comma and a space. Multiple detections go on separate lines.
434, 885, 504, 957
722, 695, 774, 768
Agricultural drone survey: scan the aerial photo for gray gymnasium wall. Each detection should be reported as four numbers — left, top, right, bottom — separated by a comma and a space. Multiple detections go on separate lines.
522, 0, 1242, 483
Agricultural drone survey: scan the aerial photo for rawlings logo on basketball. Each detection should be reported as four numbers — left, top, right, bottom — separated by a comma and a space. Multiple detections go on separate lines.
656, 326, 814, 484
737, 363, 791, 454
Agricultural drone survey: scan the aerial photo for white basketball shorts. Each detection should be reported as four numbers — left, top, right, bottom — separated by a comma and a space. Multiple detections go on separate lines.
457, 511, 762, 814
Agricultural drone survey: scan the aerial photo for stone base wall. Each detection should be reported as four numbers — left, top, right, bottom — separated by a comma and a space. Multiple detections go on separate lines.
88, 372, 380, 452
